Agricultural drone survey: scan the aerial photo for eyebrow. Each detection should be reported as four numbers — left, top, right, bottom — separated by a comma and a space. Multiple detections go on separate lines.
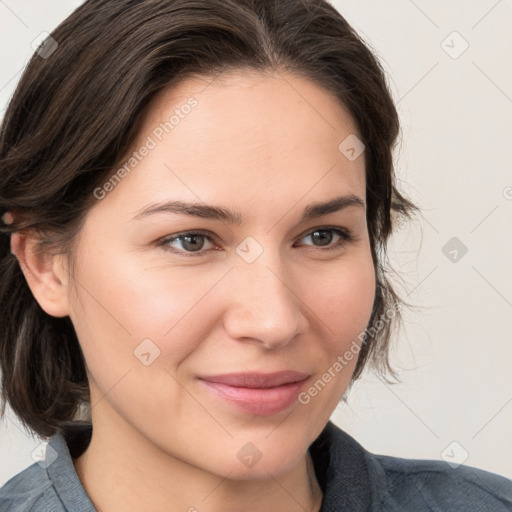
131, 194, 365, 224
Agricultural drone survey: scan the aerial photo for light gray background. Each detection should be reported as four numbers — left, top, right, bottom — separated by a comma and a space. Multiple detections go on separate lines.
1, 0, 511, 486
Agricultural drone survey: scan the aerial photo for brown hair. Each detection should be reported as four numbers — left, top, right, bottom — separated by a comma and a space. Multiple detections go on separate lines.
0, 0, 420, 439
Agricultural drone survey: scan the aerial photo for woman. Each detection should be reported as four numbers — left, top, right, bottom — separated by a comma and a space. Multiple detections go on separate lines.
0, 1, 510, 511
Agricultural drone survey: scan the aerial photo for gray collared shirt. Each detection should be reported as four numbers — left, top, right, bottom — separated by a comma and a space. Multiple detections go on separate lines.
1, 420, 511, 511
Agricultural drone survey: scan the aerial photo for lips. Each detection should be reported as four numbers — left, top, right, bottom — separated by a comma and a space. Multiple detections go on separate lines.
198, 371, 311, 415
198, 370, 310, 388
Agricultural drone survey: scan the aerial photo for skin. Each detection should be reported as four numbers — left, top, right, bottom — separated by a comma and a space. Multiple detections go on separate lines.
12, 69, 376, 512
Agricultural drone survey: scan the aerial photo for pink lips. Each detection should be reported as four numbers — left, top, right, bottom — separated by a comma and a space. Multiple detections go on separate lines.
198, 371, 310, 415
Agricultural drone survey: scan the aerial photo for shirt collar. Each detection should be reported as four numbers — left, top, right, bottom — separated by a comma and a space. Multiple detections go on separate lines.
46, 423, 96, 511
309, 420, 374, 512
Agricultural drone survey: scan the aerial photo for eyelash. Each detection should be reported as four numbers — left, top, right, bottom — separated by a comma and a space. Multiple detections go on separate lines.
156, 226, 356, 257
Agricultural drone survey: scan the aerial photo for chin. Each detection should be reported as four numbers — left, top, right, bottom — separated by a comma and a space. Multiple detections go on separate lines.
219, 457, 301, 481
208, 437, 307, 481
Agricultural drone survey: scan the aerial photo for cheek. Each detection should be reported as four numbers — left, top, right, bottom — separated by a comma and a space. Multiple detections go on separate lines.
309, 253, 376, 349
294, 255, 376, 423
68, 251, 228, 370
67, 255, 221, 428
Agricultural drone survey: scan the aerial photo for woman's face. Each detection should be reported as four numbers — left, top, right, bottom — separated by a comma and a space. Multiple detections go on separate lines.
65, 69, 375, 478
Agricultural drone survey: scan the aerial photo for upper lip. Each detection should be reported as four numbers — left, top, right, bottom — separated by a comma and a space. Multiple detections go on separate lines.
198, 371, 310, 388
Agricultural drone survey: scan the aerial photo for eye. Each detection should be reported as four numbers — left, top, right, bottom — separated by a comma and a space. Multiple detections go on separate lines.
297, 227, 355, 251
157, 231, 218, 256
156, 226, 356, 257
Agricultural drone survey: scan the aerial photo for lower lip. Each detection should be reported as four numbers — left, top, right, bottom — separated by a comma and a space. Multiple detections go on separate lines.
199, 378, 308, 415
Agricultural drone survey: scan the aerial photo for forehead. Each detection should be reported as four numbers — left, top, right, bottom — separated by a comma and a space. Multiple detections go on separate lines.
146, 68, 360, 145
92, 69, 366, 218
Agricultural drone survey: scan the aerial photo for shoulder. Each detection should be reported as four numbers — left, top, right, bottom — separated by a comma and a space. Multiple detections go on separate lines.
366, 452, 512, 512
0, 462, 64, 511
0, 423, 95, 511
311, 421, 512, 511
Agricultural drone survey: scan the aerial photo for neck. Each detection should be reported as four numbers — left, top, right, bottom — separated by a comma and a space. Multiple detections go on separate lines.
72, 415, 323, 512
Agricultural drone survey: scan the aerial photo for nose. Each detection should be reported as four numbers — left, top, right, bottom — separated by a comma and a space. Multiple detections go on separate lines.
222, 249, 308, 350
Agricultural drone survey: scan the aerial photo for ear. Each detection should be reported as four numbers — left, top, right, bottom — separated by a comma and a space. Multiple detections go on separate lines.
10, 231, 71, 318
